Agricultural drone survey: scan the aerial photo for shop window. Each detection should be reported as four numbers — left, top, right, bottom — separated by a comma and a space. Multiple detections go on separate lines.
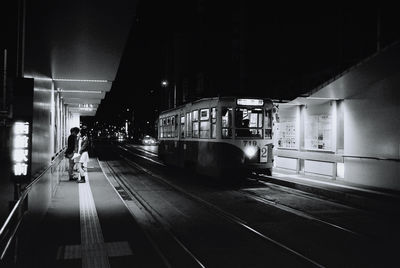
221, 107, 232, 138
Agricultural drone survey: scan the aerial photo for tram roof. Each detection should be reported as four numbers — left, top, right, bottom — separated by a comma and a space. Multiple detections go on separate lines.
159, 96, 273, 116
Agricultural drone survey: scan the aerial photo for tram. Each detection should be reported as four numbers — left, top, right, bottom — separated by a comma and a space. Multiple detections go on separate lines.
158, 97, 275, 179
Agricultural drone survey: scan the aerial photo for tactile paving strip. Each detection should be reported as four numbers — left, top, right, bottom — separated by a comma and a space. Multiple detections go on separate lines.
78, 176, 110, 268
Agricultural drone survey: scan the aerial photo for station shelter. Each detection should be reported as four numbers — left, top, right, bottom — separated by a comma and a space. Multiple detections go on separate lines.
273, 42, 400, 191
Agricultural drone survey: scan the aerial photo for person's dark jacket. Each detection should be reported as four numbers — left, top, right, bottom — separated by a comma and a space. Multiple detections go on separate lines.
66, 134, 76, 155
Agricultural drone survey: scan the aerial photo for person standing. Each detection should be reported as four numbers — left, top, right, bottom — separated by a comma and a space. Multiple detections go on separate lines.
65, 127, 79, 181
76, 128, 89, 183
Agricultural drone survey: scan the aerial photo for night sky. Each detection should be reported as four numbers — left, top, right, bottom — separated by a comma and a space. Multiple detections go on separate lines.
92, 2, 400, 134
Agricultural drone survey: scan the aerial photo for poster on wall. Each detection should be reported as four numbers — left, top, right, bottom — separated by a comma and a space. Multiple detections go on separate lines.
305, 114, 332, 151
277, 118, 296, 149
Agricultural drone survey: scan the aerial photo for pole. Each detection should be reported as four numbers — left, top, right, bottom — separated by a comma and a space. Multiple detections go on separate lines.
173, 84, 176, 108
16, 0, 26, 77
2, 49, 7, 110
377, 8, 381, 52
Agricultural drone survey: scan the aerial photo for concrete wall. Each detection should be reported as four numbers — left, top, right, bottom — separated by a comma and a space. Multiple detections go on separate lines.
343, 72, 400, 190
31, 79, 53, 175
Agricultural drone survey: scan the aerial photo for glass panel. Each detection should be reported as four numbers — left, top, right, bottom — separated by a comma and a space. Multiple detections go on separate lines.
211, 123, 216, 138
193, 122, 199, 138
192, 110, 199, 121
222, 128, 232, 138
181, 115, 185, 138
211, 107, 216, 119
186, 112, 192, 137
235, 108, 263, 138
222, 107, 232, 127
200, 121, 210, 138
174, 115, 178, 137
200, 109, 209, 121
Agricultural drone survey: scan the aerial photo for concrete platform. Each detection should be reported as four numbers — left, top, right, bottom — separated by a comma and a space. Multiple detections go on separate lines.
263, 168, 400, 214
20, 157, 164, 268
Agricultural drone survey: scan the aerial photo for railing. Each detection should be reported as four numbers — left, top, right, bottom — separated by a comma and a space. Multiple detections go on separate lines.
343, 155, 400, 162
0, 148, 66, 261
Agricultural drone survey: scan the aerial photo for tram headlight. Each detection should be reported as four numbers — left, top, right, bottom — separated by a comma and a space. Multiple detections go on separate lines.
244, 146, 257, 159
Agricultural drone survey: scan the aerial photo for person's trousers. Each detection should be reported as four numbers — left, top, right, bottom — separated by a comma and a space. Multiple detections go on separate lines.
68, 158, 75, 178
78, 162, 87, 179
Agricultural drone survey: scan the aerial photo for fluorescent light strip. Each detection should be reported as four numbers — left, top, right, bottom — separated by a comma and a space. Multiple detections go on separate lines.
53, 78, 111, 83
274, 102, 299, 106
24, 76, 111, 83
59, 89, 102, 94
306, 97, 341, 100
24, 76, 53, 81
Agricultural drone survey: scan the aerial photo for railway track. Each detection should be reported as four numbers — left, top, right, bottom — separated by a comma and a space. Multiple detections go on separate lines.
99, 142, 395, 266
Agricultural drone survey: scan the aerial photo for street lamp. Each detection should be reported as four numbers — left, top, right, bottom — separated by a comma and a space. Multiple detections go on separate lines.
161, 80, 168, 87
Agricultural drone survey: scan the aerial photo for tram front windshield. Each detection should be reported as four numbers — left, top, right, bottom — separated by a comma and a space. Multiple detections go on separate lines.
235, 108, 263, 138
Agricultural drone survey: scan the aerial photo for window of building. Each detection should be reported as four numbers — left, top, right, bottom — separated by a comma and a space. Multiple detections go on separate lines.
221, 107, 232, 138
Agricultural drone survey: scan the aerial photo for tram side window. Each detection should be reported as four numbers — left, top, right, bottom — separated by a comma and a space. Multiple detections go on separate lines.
158, 118, 162, 138
264, 109, 272, 139
166, 117, 170, 137
186, 112, 192, 138
235, 108, 263, 138
162, 118, 167, 138
200, 109, 210, 138
180, 115, 185, 138
221, 107, 232, 138
211, 107, 217, 139
174, 115, 179, 137
192, 110, 199, 138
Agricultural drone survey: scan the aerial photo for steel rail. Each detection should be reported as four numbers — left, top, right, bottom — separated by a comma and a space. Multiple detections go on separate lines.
239, 189, 366, 239
119, 149, 325, 268
101, 158, 205, 268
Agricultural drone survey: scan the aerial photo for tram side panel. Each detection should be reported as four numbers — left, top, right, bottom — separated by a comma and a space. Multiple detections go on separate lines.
159, 139, 251, 179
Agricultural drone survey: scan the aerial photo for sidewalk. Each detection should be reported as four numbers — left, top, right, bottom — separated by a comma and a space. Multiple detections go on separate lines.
23, 157, 163, 268
262, 168, 400, 214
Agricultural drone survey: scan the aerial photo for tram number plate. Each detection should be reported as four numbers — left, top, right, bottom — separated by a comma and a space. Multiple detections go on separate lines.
243, 140, 257, 147
260, 146, 268, 163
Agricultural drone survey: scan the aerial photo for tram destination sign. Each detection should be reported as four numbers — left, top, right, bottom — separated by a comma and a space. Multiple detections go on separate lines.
237, 98, 264, 106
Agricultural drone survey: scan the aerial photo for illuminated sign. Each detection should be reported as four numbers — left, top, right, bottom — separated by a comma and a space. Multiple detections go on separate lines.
12, 122, 30, 177
237, 99, 264, 106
